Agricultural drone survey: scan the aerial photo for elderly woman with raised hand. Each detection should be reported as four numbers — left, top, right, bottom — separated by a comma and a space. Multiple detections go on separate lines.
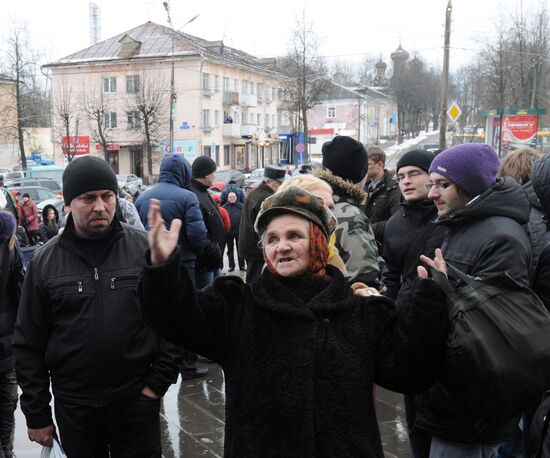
140, 187, 449, 457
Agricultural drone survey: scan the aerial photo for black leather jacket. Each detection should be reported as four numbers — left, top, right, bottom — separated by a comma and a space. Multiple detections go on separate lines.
14, 215, 181, 429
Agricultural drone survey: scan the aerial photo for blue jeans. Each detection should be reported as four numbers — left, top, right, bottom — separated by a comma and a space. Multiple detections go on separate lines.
430, 437, 499, 458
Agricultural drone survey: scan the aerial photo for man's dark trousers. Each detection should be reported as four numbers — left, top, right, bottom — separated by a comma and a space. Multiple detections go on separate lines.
55, 393, 161, 457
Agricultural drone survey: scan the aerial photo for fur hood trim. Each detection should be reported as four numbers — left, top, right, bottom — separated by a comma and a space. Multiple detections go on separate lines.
312, 169, 367, 204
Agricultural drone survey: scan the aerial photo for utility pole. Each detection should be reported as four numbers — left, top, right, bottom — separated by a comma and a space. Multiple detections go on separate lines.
439, 0, 452, 150
163, 1, 175, 155
163, 3, 199, 155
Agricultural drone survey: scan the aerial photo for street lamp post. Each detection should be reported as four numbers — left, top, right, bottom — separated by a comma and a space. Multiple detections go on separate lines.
163, 2, 199, 155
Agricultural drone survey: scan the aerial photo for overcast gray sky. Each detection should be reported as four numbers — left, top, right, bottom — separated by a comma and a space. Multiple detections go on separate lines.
1, 0, 545, 71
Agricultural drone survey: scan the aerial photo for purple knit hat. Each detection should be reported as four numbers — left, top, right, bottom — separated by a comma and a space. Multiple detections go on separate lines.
429, 143, 500, 196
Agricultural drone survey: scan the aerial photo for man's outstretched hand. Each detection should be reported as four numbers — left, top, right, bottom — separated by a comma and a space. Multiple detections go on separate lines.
418, 248, 448, 279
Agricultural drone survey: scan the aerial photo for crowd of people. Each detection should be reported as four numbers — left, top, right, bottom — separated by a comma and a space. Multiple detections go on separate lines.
0, 138, 549, 457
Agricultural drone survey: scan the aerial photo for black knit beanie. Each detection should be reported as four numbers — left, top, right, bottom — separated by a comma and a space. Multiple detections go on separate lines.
62, 156, 119, 205
192, 156, 217, 178
396, 149, 436, 174
321, 136, 368, 184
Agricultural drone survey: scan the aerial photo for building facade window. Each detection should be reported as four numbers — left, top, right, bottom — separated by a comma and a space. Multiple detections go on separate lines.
105, 112, 117, 128
214, 75, 220, 92
234, 111, 239, 124
103, 77, 117, 93
126, 75, 140, 93
202, 73, 210, 91
272, 114, 276, 129
233, 79, 239, 92
327, 106, 336, 118
265, 114, 270, 129
126, 111, 140, 129
257, 113, 261, 126
242, 112, 248, 125
242, 80, 248, 94
215, 145, 220, 164
224, 145, 231, 166
214, 110, 220, 126
223, 77, 230, 92
202, 109, 210, 127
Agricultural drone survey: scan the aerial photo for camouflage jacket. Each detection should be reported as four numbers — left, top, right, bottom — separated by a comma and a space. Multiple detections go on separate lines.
314, 170, 380, 284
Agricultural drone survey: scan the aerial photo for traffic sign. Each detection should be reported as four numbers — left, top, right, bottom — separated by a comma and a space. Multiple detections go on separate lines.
447, 102, 462, 122
295, 143, 305, 153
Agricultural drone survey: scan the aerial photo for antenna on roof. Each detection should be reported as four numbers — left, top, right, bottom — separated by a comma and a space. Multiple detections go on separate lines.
89, 2, 101, 45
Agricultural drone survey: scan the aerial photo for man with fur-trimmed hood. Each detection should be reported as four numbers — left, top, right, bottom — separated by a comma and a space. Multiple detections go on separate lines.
314, 136, 380, 285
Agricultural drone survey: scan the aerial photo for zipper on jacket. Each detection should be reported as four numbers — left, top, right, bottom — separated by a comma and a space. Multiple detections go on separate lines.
109, 274, 139, 290
323, 318, 330, 347
78, 281, 83, 293
94, 268, 99, 281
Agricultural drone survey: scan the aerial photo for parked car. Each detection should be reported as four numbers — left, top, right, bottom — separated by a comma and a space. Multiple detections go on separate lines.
37, 198, 66, 226
0, 168, 12, 175
5, 178, 62, 193
292, 163, 323, 176
243, 168, 264, 191
116, 174, 143, 196
214, 169, 246, 188
419, 143, 440, 154
5, 171, 25, 180
8, 186, 58, 203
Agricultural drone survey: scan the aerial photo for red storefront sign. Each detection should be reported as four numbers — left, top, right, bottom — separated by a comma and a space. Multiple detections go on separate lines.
502, 115, 538, 142
95, 144, 120, 151
62, 136, 90, 156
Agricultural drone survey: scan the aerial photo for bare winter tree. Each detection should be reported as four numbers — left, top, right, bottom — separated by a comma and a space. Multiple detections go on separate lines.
54, 79, 80, 163
125, 72, 168, 183
82, 82, 113, 159
390, 55, 441, 141
278, 10, 329, 159
2, 23, 42, 170
454, 2, 550, 121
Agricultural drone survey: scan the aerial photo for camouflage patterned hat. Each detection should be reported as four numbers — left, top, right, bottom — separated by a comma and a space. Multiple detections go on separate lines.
254, 186, 337, 240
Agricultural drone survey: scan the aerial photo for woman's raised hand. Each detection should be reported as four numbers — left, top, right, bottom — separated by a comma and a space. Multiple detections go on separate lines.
417, 248, 448, 279
147, 198, 182, 266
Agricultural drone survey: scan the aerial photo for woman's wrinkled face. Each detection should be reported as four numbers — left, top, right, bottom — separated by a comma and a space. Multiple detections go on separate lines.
264, 214, 311, 277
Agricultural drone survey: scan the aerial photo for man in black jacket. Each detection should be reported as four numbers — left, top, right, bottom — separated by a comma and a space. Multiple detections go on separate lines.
383, 149, 446, 300
416, 143, 532, 457
364, 145, 401, 249
14, 156, 181, 456
188, 156, 226, 289
238, 165, 286, 283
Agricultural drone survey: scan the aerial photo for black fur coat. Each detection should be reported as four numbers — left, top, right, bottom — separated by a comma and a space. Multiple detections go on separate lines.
140, 253, 447, 457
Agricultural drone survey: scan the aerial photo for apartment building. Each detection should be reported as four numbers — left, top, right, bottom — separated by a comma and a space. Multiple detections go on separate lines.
43, 21, 284, 178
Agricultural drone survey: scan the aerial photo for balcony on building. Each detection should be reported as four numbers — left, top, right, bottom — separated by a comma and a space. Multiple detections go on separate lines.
222, 123, 242, 138
201, 125, 213, 133
241, 94, 257, 108
223, 92, 240, 106
202, 86, 215, 97
241, 124, 259, 137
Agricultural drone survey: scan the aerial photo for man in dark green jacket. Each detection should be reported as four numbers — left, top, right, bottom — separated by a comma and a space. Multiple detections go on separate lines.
238, 165, 286, 282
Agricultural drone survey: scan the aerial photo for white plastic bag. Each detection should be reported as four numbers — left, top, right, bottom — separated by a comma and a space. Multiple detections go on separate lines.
40, 439, 67, 458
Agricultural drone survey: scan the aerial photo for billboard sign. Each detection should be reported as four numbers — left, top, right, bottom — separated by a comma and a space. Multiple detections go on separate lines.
62, 136, 90, 156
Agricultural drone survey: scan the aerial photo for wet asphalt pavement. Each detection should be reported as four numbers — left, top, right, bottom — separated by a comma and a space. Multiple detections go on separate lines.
13, 265, 413, 457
